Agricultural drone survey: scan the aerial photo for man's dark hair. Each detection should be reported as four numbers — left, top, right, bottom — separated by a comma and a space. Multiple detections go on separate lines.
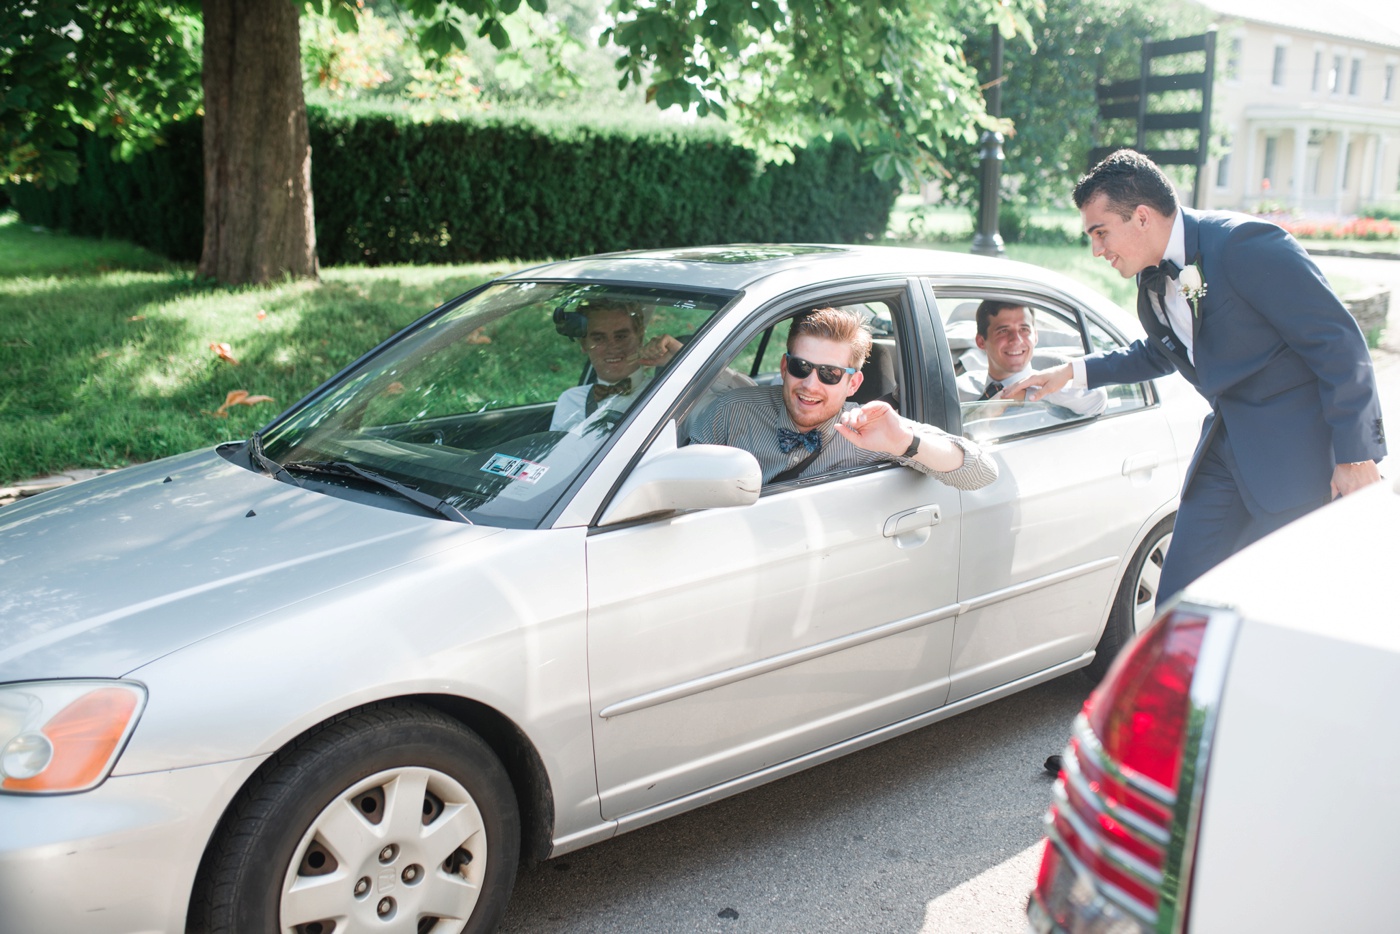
975, 301, 1034, 339
1072, 149, 1178, 219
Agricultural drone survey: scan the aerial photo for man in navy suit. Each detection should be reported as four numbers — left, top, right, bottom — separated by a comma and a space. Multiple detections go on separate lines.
1007, 149, 1386, 608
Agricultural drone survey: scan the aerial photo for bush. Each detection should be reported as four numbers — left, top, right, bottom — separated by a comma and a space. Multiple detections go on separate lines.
5, 107, 899, 264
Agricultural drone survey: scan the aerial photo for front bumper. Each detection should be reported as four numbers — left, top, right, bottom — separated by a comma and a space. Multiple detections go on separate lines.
0, 757, 264, 934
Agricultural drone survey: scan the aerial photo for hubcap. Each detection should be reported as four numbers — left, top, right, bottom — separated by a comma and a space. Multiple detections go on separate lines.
1132, 530, 1172, 635
281, 766, 488, 933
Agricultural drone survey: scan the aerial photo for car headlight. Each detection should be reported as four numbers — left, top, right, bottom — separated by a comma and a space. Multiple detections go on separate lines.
0, 680, 147, 794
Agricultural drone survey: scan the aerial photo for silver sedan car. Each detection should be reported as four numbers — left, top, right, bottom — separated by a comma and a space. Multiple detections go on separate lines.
0, 244, 1205, 933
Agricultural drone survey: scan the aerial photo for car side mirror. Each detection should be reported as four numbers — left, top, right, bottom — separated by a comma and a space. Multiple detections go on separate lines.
598, 444, 762, 526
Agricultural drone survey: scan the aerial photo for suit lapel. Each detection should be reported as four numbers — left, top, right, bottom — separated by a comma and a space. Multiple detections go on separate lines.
1182, 208, 1204, 344
1136, 270, 1197, 381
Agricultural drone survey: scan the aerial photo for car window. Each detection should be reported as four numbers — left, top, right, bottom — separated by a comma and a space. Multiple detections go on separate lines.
940, 294, 1145, 443
683, 297, 909, 487
257, 281, 729, 527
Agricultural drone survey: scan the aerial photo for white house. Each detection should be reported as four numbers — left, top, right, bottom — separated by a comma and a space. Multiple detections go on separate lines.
1195, 0, 1400, 215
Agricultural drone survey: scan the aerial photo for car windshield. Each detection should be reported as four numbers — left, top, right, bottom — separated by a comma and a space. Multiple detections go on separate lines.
254, 280, 733, 527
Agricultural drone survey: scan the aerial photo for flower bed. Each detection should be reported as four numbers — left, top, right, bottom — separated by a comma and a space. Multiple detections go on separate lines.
1275, 216, 1399, 241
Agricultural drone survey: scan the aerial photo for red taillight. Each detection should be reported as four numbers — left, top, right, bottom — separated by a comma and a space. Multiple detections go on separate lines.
1087, 610, 1208, 792
1029, 607, 1215, 934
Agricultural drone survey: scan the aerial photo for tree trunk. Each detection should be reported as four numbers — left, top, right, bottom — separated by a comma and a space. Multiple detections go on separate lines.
199, 0, 318, 285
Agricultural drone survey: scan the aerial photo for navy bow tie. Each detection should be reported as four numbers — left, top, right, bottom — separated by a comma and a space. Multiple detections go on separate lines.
1140, 259, 1181, 299
778, 427, 822, 454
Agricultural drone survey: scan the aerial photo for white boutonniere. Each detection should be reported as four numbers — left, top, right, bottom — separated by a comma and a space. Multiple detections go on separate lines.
1177, 260, 1207, 317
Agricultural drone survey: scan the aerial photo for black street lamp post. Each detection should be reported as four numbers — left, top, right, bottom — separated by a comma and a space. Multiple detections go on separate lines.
971, 25, 1006, 257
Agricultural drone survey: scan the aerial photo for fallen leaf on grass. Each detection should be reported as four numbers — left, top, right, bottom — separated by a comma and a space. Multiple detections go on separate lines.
465, 327, 491, 344
210, 342, 238, 365
128, 315, 146, 322
210, 389, 276, 418
256, 309, 267, 321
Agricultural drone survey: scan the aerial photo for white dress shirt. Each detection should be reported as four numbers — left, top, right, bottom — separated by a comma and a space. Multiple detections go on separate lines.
551, 370, 654, 432
1071, 209, 1193, 387
959, 365, 1107, 416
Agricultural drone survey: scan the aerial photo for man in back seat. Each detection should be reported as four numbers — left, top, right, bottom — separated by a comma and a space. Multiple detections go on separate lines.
958, 301, 1107, 416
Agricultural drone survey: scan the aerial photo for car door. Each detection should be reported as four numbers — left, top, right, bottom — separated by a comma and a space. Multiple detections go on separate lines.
932, 283, 1182, 701
583, 282, 963, 821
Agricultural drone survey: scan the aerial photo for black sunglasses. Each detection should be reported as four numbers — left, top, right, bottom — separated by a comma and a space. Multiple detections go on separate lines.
783, 353, 857, 385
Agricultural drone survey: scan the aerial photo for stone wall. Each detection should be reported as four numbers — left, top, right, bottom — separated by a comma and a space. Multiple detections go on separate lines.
1346, 288, 1391, 338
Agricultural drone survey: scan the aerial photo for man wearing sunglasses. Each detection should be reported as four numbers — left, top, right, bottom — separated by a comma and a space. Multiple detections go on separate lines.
690, 307, 998, 488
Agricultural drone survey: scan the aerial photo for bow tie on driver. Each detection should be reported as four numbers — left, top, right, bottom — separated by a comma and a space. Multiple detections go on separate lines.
590, 378, 632, 402
1139, 259, 1182, 300
778, 427, 823, 454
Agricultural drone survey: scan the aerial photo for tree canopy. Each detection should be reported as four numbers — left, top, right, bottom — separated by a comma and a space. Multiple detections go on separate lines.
4, 0, 1047, 283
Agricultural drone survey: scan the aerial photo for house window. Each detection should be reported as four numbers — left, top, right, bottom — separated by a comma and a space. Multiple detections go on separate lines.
1216, 144, 1232, 188
1349, 58, 1363, 96
1343, 140, 1354, 190
1272, 45, 1288, 86
1263, 136, 1278, 187
1331, 55, 1343, 94
1312, 51, 1324, 91
1227, 38, 1243, 81
1386, 64, 1396, 101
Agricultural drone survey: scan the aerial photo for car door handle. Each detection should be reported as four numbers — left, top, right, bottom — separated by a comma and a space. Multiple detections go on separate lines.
1122, 452, 1159, 476
883, 505, 941, 538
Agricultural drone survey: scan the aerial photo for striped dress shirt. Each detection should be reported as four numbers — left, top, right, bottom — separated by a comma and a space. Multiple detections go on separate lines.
689, 385, 997, 490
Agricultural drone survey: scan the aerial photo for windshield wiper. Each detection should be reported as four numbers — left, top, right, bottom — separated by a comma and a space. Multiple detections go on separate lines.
282, 460, 472, 524
247, 431, 301, 486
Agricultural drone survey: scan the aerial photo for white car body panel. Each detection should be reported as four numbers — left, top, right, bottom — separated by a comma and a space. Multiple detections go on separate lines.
1183, 475, 1400, 933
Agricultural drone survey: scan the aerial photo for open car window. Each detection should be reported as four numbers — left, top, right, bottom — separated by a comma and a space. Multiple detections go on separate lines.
682, 297, 910, 487
941, 294, 1145, 443
255, 281, 730, 527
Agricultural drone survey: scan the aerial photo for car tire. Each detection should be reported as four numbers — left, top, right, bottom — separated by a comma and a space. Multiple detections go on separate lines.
189, 701, 519, 934
1084, 515, 1174, 683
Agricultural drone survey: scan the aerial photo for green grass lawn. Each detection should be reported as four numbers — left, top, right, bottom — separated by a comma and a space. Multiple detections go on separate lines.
0, 213, 523, 485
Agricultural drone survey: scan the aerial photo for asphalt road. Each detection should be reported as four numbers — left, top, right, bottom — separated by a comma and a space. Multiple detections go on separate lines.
499, 675, 1087, 934
499, 253, 1399, 934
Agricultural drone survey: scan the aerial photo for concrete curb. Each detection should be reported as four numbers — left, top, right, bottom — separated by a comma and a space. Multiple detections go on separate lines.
0, 469, 112, 508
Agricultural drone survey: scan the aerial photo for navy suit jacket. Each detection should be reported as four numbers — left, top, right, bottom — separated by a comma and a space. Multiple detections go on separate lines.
1085, 208, 1387, 514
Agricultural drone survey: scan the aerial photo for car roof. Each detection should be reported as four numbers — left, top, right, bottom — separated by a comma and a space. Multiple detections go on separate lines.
503, 243, 1095, 298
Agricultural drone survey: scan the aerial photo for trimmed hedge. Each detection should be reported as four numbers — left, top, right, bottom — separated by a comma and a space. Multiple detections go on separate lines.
7, 107, 898, 265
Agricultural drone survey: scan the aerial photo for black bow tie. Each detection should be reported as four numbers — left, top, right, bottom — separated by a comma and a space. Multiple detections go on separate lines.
1140, 259, 1182, 300
778, 427, 822, 454
590, 377, 633, 402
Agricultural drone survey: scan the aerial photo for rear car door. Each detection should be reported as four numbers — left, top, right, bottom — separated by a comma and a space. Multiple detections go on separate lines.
931, 281, 1182, 700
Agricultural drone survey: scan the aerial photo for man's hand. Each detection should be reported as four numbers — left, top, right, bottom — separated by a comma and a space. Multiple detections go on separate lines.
639, 334, 683, 367
1002, 362, 1074, 402
835, 401, 909, 454
1331, 460, 1382, 498
837, 402, 967, 472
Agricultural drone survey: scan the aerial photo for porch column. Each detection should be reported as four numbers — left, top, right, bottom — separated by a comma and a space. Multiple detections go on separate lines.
1292, 123, 1309, 212
1333, 128, 1351, 214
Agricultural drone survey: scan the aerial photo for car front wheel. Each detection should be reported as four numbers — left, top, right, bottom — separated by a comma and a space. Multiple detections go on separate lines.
190, 702, 520, 934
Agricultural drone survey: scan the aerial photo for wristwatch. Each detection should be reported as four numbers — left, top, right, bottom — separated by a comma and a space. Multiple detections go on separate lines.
901, 434, 920, 459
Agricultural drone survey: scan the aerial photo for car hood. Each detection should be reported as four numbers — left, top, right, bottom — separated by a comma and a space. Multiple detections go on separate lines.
0, 449, 501, 681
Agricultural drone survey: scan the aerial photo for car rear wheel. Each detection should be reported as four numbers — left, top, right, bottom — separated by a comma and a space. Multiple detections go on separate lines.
190, 702, 519, 934
1084, 515, 1174, 683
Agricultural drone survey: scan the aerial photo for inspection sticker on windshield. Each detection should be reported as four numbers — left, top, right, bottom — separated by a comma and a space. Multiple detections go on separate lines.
482, 453, 548, 484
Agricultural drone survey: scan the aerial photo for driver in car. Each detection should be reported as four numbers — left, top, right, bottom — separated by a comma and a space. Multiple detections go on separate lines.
689, 306, 998, 488
958, 301, 1107, 416
550, 299, 682, 433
